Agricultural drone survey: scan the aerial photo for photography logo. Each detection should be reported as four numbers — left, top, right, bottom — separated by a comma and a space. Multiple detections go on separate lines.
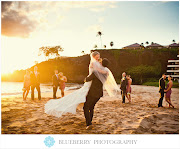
44, 136, 55, 148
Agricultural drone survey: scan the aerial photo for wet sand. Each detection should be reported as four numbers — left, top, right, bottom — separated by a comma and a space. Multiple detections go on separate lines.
1, 85, 179, 134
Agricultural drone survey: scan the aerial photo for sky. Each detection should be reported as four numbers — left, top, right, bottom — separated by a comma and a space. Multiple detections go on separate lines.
1, 1, 179, 74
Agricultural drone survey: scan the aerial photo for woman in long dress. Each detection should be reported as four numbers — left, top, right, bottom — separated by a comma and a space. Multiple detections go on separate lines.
164, 75, 174, 108
126, 75, 132, 103
45, 51, 120, 118
22, 69, 31, 100
58, 72, 67, 97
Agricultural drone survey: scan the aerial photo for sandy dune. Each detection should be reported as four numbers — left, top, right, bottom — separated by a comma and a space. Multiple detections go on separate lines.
1, 85, 179, 134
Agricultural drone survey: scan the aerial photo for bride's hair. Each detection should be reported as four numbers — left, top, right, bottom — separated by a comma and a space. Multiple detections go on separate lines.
91, 51, 100, 58
98, 58, 102, 63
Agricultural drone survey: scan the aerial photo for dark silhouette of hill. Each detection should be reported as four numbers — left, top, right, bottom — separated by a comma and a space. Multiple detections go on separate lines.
2, 48, 178, 84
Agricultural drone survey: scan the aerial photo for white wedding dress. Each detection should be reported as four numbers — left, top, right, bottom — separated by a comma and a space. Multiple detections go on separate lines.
45, 55, 120, 118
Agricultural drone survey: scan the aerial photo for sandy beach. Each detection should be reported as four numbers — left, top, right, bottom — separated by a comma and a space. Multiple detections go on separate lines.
1, 85, 179, 134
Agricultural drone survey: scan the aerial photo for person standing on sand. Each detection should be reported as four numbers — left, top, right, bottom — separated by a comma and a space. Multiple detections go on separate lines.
126, 75, 132, 103
52, 70, 59, 99
59, 72, 67, 97
120, 72, 128, 103
45, 51, 120, 119
158, 74, 166, 107
22, 69, 31, 100
30, 66, 41, 100
164, 75, 174, 108
83, 58, 109, 129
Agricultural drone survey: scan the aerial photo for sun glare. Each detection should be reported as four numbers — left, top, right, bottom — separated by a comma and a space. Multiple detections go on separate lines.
1, 36, 40, 74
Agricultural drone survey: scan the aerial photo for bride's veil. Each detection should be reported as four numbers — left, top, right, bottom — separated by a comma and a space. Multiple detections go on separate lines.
90, 52, 120, 97
45, 52, 120, 118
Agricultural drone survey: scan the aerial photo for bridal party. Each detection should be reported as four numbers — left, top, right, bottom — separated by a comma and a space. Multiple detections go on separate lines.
23, 52, 175, 114
1, 1, 179, 139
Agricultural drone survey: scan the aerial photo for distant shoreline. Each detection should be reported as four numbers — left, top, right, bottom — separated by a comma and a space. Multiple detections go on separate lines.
1, 82, 83, 97
1, 80, 179, 88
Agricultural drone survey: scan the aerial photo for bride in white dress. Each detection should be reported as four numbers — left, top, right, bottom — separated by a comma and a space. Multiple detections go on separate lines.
45, 51, 120, 118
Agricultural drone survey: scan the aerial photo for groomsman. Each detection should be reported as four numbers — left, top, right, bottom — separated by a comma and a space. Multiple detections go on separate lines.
120, 72, 128, 103
30, 66, 41, 100
52, 70, 59, 99
158, 74, 166, 107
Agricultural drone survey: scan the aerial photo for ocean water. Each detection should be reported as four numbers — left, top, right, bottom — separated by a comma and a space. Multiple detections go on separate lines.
1, 82, 82, 97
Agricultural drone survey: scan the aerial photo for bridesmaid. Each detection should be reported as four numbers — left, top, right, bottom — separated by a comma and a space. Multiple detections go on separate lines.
59, 72, 67, 97
126, 75, 132, 103
164, 75, 174, 108
23, 69, 31, 100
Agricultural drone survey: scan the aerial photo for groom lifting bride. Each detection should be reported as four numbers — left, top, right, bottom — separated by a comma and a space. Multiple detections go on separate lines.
45, 51, 120, 129
84, 58, 109, 129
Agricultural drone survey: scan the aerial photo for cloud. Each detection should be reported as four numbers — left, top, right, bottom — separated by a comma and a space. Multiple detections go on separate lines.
1, 1, 13, 14
87, 24, 102, 32
86, 16, 104, 33
161, 1, 171, 3
152, 1, 171, 7
89, 7, 106, 12
1, 1, 37, 38
53, 1, 117, 10
98, 17, 104, 24
1, 15, 35, 38
1, 1, 117, 38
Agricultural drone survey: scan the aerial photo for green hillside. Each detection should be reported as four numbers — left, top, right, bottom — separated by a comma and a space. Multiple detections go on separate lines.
2, 48, 179, 84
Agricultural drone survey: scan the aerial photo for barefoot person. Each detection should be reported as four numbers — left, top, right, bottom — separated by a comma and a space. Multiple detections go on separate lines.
126, 75, 132, 103
164, 75, 174, 108
83, 58, 109, 129
59, 72, 67, 97
120, 72, 128, 103
30, 66, 41, 100
158, 74, 166, 107
23, 69, 31, 100
52, 70, 59, 99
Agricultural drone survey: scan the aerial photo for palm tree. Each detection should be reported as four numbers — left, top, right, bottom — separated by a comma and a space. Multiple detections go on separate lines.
140, 43, 144, 49
146, 41, 149, 45
96, 31, 103, 48
94, 44, 98, 49
81, 51, 85, 55
110, 41, 114, 48
172, 39, 175, 43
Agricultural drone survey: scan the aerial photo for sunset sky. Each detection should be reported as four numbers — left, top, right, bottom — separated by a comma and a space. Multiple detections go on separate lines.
1, 1, 179, 74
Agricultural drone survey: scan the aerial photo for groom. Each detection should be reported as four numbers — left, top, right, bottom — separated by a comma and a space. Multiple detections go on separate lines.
83, 58, 109, 129
158, 73, 166, 107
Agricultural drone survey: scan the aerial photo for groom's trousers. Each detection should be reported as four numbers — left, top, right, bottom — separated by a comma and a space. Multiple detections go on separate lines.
83, 95, 100, 126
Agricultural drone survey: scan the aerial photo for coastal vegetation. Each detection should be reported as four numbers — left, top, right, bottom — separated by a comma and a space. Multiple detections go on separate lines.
2, 48, 179, 87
